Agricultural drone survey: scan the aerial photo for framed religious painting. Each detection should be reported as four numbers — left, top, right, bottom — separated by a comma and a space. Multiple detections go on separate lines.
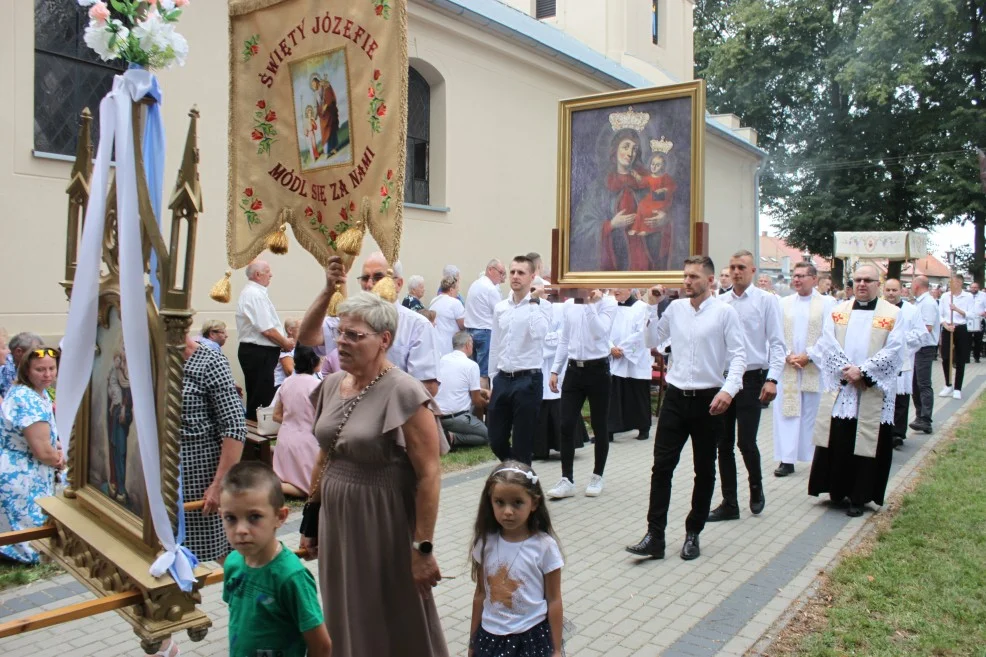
555, 81, 705, 287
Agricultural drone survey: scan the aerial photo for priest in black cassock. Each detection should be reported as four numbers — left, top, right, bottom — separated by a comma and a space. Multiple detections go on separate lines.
808, 264, 905, 517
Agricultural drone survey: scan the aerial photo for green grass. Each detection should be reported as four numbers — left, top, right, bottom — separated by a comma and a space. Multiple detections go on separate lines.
790, 396, 986, 656
0, 560, 62, 591
441, 446, 496, 473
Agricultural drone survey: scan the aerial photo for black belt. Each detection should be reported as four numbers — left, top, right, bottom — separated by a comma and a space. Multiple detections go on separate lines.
568, 357, 608, 368
497, 369, 540, 379
440, 410, 469, 420
668, 384, 720, 398
743, 368, 767, 378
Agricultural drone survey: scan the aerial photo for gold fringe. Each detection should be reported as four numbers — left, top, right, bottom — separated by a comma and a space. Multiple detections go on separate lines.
326, 283, 345, 317
210, 270, 232, 303
336, 198, 370, 256
372, 267, 398, 303
266, 223, 289, 254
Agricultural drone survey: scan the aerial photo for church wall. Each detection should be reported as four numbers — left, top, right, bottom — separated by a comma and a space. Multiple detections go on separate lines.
2, 0, 758, 379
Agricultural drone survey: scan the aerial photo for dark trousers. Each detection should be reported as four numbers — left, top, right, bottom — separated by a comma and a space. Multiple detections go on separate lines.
941, 325, 971, 390
646, 386, 724, 539
911, 345, 936, 425
971, 330, 983, 362
488, 370, 542, 465
237, 342, 280, 421
717, 369, 765, 506
560, 360, 611, 481
893, 393, 910, 438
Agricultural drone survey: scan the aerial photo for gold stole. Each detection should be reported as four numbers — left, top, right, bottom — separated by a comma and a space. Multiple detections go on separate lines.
813, 299, 899, 458
781, 294, 824, 417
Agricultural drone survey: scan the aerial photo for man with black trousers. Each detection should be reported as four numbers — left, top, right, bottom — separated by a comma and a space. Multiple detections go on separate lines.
708, 250, 785, 522
545, 288, 618, 499
487, 255, 552, 464
908, 275, 940, 434
626, 256, 746, 561
938, 273, 975, 400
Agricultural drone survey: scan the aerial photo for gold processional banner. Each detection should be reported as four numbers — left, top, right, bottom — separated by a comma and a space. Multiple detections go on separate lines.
228, 0, 408, 268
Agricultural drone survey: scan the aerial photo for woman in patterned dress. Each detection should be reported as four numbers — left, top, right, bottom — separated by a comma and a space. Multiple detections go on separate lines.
180, 336, 246, 563
0, 347, 63, 563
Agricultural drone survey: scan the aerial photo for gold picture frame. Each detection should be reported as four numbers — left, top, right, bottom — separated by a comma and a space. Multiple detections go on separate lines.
555, 81, 705, 286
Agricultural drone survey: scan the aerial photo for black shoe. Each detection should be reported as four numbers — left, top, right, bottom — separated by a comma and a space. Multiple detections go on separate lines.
832, 496, 851, 509
908, 420, 933, 434
847, 504, 864, 517
707, 502, 740, 522
680, 532, 700, 560
626, 532, 665, 559
774, 463, 795, 477
893, 436, 905, 450
750, 486, 766, 515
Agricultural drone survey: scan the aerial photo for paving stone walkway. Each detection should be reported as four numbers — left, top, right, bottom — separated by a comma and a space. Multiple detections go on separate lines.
1, 362, 982, 657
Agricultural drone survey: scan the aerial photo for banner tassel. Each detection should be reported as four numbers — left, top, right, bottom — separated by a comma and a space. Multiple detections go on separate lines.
337, 197, 370, 256
265, 223, 289, 255
372, 267, 398, 303
327, 282, 345, 317
210, 269, 232, 303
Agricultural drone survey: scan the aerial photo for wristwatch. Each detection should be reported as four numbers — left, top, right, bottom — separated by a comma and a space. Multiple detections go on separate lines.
412, 540, 433, 555
765, 378, 778, 384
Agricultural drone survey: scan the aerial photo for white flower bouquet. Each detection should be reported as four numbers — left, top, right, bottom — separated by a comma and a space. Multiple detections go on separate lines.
78, 0, 190, 69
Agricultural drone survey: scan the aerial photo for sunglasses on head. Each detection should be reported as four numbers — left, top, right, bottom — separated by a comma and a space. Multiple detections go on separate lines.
31, 348, 59, 359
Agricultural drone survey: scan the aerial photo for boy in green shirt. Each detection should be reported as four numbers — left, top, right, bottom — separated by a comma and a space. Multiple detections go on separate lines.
221, 462, 332, 657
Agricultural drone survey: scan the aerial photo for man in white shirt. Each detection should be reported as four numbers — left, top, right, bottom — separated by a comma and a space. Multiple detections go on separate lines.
487, 255, 552, 465
939, 273, 974, 400
463, 259, 506, 386
883, 279, 931, 449
772, 262, 837, 477
708, 250, 785, 522
545, 289, 618, 499
808, 264, 905, 517
297, 253, 442, 396
606, 289, 654, 444
434, 331, 489, 447
626, 256, 746, 562
235, 260, 295, 420
968, 282, 984, 363
908, 275, 941, 434
718, 268, 732, 296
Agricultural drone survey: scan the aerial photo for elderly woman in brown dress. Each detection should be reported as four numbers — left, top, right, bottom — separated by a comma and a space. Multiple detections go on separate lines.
300, 275, 449, 657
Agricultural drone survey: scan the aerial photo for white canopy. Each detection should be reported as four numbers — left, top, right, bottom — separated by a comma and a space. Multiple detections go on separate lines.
833, 231, 928, 259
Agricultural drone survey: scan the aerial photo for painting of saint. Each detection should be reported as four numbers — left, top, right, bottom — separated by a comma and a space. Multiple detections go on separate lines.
291, 48, 353, 171
88, 306, 147, 518
564, 92, 697, 279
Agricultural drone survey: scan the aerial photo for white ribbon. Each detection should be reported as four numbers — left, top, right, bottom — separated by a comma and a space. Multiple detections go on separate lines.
55, 69, 196, 592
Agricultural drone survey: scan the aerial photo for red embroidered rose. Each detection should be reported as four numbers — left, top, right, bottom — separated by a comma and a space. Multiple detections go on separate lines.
329, 231, 338, 240
350, 201, 356, 212
257, 100, 266, 109
339, 208, 348, 221
305, 206, 314, 217
373, 69, 381, 80
317, 211, 323, 223
386, 169, 393, 180
251, 129, 263, 141
367, 87, 375, 99
380, 185, 388, 197
265, 110, 277, 122
376, 104, 387, 117
375, 4, 383, 15
244, 187, 254, 197
251, 199, 263, 211
250, 44, 259, 54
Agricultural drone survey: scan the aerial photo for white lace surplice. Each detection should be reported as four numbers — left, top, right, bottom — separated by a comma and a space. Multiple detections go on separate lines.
816, 306, 904, 424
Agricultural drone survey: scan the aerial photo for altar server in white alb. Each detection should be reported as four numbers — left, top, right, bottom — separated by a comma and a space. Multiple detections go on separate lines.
808, 264, 905, 518
606, 289, 654, 443
882, 279, 933, 449
771, 262, 836, 477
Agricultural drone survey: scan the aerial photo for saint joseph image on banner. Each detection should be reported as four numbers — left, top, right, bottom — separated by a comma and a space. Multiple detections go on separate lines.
290, 48, 353, 171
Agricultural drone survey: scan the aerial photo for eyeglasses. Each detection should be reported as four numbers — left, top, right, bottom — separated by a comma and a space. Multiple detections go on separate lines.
334, 329, 379, 344
791, 274, 815, 280
357, 272, 388, 284
853, 278, 878, 284
31, 348, 59, 358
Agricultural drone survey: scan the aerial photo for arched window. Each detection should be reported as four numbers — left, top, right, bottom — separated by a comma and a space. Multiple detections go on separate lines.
34, 0, 125, 156
405, 67, 430, 205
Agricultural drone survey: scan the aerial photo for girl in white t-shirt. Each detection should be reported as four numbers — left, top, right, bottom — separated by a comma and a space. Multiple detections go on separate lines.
469, 461, 564, 657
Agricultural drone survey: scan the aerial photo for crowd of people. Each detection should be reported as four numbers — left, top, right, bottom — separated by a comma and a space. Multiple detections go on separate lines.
1, 247, 984, 657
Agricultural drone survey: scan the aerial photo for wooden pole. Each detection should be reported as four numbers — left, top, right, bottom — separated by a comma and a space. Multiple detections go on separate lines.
0, 589, 142, 638
0, 526, 57, 547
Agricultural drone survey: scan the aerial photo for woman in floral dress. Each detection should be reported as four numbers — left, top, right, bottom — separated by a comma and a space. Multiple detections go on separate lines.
0, 347, 63, 563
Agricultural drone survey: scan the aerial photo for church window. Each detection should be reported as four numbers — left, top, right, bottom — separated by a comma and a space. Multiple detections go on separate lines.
34, 0, 126, 156
405, 66, 430, 205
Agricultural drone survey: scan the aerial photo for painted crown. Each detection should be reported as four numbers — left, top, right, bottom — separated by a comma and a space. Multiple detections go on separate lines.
650, 136, 673, 154
608, 106, 650, 133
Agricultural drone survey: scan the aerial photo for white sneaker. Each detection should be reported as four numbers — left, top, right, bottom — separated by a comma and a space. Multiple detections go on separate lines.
585, 474, 604, 497
953, 390, 962, 400
938, 386, 954, 397
546, 478, 575, 499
